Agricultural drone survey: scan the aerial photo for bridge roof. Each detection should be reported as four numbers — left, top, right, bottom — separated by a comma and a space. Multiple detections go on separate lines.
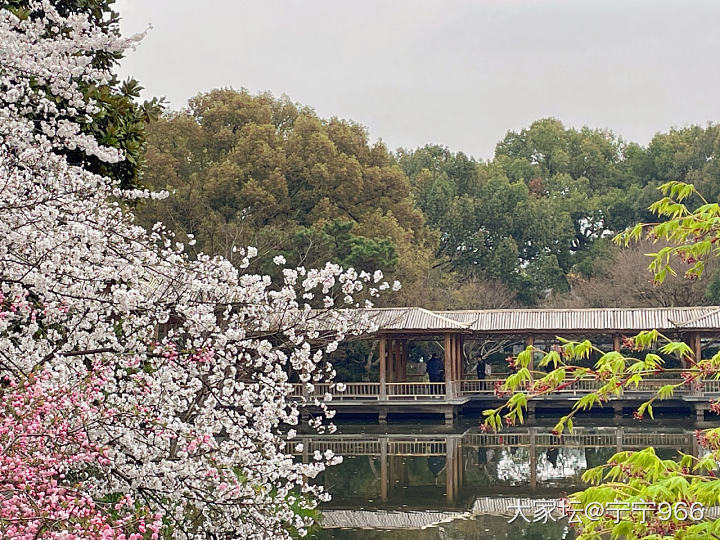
367, 306, 720, 333
365, 307, 472, 331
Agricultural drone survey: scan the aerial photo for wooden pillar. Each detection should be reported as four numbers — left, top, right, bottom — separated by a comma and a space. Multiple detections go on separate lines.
396, 340, 402, 382
400, 339, 407, 382
444, 333, 453, 398
394, 339, 402, 381
613, 334, 621, 352
387, 339, 394, 383
450, 335, 455, 383
693, 333, 702, 362
391, 339, 398, 383
616, 426, 623, 453
379, 337, 387, 400
526, 335, 534, 371
691, 431, 700, 458
302, 441, 309, 464
444, 333, 452, 379
454, 336, 461, 382
455, 335, 461, 379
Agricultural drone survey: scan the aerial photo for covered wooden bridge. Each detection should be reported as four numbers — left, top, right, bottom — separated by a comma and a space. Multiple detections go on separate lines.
294, 306, 720, 422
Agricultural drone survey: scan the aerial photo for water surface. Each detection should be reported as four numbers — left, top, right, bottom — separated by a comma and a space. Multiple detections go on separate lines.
304, 417, 705, 539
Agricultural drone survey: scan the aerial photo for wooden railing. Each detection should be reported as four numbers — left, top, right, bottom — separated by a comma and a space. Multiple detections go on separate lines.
291, 376, 718, 402
386, 382, 446, 400
460, 377, 711, 398
695, 379, 720, 395
291, 381, 448, 401
291, 382, 382, 401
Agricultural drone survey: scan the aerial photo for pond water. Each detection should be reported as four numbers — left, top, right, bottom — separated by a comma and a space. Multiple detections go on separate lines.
306, 417, 706, 539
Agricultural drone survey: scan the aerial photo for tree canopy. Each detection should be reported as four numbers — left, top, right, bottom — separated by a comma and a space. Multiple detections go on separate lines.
136, 89, 436, 305
139, 102, 720, 307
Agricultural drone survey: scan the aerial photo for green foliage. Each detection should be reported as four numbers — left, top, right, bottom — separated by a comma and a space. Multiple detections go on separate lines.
140, 104, 720, 307
136, 89, 434, 298
396, 120, 720, 305
482, 183, 720, 538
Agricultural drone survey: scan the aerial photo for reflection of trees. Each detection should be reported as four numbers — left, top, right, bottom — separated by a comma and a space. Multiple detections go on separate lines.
469, 447, 590, 486
536, 448, 587, 482
584, 447, 616, 469
404, 456, 442, 486
496, 448, 531, 484
462, 448, 499, 487
320, 456, 381, 501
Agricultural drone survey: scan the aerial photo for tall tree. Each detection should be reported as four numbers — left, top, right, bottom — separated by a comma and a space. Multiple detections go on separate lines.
136, 89, 437, 305
398, 144, 576, 304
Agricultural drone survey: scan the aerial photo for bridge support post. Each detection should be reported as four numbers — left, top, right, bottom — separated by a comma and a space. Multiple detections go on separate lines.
613, 334, 621, 352
694, 404, 705, 421
444, 409, 454, 425
613, 404, 623, 417
616, 427, 623, 452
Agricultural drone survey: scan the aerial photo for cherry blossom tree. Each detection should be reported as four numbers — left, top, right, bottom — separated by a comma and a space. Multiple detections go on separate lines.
0, 3, 396, 537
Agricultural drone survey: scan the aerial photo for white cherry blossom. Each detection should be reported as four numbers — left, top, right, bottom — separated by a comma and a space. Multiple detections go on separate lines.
0, 3, 386, 538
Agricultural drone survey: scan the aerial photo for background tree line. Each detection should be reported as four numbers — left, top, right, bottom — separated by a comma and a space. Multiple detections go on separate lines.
134, 88, 720, 308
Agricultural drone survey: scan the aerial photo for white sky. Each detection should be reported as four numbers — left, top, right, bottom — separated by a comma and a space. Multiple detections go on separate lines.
117, 0, 720, 160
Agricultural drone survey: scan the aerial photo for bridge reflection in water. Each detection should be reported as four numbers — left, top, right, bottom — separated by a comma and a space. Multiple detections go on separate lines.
292, 424, 709, 534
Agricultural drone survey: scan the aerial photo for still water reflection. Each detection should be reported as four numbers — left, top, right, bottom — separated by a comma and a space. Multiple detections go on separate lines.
304, 419, 703, 539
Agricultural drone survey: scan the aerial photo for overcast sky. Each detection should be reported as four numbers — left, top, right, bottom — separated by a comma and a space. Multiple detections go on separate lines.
117, 0, 720, 160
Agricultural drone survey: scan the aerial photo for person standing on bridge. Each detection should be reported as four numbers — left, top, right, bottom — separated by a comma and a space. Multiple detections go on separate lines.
427, 353, 444, 383
476, 355, 487, 391
476, 356, 486, 380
